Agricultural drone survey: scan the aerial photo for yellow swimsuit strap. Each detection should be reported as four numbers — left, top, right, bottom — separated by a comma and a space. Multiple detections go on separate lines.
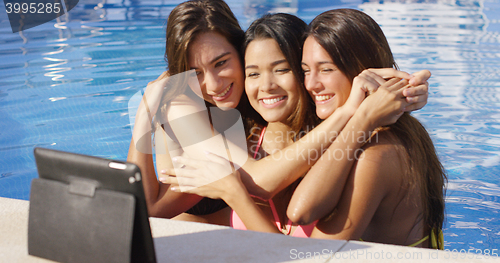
430, 228, 444, 250
408, 235, 429, 247
358, 228, 444, 250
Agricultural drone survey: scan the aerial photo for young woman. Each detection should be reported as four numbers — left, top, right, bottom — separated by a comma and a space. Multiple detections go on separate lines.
287, 9, 446, 249
164, 13, 422, 237
128, 0, 431, 224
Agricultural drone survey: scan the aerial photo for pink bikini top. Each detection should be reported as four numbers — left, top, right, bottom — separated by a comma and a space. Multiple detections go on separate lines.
230, 126, 316, 238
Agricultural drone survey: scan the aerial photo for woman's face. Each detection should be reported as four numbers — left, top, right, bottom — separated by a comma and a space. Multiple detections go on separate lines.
302, 36, 351, 120
188, 32, 244, 109
244, 38, 300, 123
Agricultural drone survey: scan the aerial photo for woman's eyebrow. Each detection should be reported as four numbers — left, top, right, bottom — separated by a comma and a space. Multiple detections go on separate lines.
271, 59, 287, 67
246, 59, 288, 70
301, 61, 333, 65
210, 52, 231, 64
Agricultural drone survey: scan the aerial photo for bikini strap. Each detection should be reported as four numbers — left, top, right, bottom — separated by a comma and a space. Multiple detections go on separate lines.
408, 235, 429, 247
268, 199, 292, 235
253, 126, 267, 159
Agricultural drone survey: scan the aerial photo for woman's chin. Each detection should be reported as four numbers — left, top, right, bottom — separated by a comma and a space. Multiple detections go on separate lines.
316, 108, 334, 120
214, 100, 239, 110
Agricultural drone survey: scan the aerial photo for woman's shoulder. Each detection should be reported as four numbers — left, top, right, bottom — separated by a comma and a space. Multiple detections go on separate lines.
167, 94, 207, 120
359, 129, 402, 161
355, 129, 406, 186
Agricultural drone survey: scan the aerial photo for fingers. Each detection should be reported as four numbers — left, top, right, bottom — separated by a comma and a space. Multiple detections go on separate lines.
170, 185, 195, 193
409, 70, 431, 86
405, 88, 428, 104
359, 69, 387, 86
159, 168, 194, 183
367, 68, 411, 80
382, 78, 408, 93
403, 82, 428, 112
159, 175, 178, 185
172, 156, 203, 169
204, 151, 230, 165
403, 82, 428, 97
354, 70, 386, 95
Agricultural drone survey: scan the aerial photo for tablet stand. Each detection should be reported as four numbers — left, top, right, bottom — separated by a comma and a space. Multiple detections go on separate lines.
28, 177, 140, 263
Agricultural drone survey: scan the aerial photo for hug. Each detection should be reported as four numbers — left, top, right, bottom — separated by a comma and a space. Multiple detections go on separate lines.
128, 0, 445, 250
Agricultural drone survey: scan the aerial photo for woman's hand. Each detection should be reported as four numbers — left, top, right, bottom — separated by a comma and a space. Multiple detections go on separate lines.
159, 152, 244, 201
404, 69, 431, 112
343, 69, 403, 114
357, 77, 411, 128
343, 68, 430, 116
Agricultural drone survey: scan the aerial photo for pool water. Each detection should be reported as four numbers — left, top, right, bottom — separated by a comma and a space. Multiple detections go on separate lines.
1, 0, 500, 252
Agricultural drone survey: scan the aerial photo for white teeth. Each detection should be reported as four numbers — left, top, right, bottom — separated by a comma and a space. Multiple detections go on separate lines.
315, 95, 333, 101
214, 84, 232, 98
262, 97, 285, 105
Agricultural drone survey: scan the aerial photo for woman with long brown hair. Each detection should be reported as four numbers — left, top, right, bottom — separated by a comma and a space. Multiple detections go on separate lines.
163, 12, 426, 237
128, 0, 431, 225
287, 9, 446, 249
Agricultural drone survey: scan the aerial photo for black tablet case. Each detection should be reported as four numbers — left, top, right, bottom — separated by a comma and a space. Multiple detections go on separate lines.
29, 147, 156, 263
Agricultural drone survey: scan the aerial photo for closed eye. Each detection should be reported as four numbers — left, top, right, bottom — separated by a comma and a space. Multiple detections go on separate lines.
275, 68, 291, 74
215, 60, 227, 67
247, 72, 259, 78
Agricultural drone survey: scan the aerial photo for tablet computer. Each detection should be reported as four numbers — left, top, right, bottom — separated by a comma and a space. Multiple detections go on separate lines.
30, 147, 156, 263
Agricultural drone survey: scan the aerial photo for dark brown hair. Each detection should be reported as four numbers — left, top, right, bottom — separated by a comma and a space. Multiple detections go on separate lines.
243, 13, 319, 137
159, 0, 263, 135
165, 0, 244, 75
309, 9, 446, 248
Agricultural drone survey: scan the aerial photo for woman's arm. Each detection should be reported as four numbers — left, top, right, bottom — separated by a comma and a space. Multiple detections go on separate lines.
127, 72, 205, 218
133, 69, 429, 217
287, 78, 411, 225
239, 69, 429, 199
167, 153, 281, 234
310, 134, 400, 240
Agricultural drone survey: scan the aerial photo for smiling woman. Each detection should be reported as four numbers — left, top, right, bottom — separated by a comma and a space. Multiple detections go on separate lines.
245, 38, 301, 122
127, 0, 431, 228
301, 37, 352, 120
161, 12, 431, 239
187, 32, 244, 108
287, 9, 446, 249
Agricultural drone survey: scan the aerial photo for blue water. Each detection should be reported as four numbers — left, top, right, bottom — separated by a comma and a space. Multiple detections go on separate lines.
1, 0, 500, 252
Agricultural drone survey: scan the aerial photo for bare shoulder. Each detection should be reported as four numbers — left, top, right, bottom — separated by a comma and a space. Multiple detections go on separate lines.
355, 129, 405, 188
148, 71, 170, 86
359, 129, 402, 162
167, 94, 207, 120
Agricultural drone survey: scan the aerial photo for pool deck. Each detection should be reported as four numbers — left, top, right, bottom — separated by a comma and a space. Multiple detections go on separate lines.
1, 197, 498, 263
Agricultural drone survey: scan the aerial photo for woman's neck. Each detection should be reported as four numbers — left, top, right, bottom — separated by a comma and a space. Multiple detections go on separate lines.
262, 121, 294, 154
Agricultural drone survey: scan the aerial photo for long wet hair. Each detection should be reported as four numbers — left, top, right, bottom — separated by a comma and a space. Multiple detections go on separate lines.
159, 0, 263, 137
243, 13, 319, 138
308, 9, 446, 248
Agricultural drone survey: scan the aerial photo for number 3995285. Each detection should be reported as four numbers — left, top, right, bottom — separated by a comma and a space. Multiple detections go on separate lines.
5, 3, 62, 14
